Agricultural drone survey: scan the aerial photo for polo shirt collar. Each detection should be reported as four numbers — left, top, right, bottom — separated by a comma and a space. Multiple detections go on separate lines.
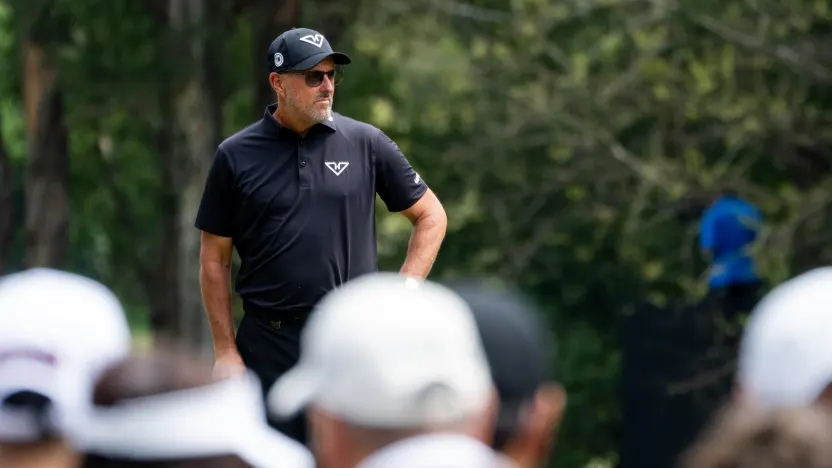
262, 104, 337, 136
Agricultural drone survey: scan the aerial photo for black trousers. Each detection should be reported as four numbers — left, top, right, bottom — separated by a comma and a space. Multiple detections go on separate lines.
235, 309, 307, 445
704, 281, 765, 324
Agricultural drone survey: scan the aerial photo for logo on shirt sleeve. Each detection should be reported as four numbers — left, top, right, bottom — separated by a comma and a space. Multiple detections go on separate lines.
325, 161, 349, 176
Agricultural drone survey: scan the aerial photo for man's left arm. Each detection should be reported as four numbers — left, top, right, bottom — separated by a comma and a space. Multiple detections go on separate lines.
374, 129, 447, 279
399, 189, 447, 279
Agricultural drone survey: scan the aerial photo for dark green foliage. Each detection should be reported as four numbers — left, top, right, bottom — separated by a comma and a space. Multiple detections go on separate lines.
0, 0, 829, 465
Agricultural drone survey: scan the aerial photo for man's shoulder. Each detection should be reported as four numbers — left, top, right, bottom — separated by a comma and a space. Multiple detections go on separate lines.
333, 112, 382, 139
218, 120, 266, 154
705, 197, 739, 217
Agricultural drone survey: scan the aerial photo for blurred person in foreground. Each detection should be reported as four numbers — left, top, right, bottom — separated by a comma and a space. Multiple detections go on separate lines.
267, 273, 502, 468
736, 266, 832, 408
78, 346, 313, 468
195, 26, 446, 443
0, 269, 132, 468
446, 280, 566, 468
681, 404, 832, 468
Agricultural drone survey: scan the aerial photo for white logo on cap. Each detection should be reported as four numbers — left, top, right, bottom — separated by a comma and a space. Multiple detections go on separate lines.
274, 52, 284, 67
325, 161, 349, 176
299, 34, 325, 48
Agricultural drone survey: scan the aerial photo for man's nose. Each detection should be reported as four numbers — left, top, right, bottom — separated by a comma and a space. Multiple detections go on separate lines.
320, 74, 335, 92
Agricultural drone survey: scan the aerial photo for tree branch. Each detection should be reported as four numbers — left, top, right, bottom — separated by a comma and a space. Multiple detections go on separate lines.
688, 14, 831, 81
0, 112, 12, 274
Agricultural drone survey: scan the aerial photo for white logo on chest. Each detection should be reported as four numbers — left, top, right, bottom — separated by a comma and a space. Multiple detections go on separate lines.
325, 161, 349, 176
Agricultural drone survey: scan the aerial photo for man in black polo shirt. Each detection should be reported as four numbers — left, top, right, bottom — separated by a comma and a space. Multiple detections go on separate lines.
194, 28, 447, 444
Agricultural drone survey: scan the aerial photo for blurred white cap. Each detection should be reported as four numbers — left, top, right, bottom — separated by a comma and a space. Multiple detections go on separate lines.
0, 268, 132, 441
739, 267, 832, 407
75, 371, 313, 468
267, 272, 493, 428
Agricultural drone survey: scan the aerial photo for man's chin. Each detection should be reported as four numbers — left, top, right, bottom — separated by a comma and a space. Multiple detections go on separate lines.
308, 110, 332, 123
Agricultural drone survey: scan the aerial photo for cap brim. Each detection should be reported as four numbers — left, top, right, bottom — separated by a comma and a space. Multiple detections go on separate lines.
288, 51, 351, 71
0, 360, 63, 441
238, 426, 314, 468
266, 365, 320, 419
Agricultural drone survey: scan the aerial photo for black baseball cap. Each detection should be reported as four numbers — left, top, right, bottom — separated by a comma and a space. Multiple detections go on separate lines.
443, 279, 557, 450
267, 28, 351, 73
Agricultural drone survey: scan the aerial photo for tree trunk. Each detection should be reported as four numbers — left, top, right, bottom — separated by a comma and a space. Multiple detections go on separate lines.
22, 39, 69, 269
0, 111, 12, 274
146, 93, 181, 340
169, 0, 222, 356
252, 0, 300, 114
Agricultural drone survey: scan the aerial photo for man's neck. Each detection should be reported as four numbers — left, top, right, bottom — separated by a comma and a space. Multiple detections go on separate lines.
357, 433, 500, 468
274, 106, 312, 137
0, 440, 79, 468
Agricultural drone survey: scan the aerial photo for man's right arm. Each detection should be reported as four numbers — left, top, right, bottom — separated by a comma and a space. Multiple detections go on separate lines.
199, 232, 237, 359
194, 146, 244, 376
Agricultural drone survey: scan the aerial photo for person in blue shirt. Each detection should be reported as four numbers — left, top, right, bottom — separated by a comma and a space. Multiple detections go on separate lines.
699, 190, 763, 290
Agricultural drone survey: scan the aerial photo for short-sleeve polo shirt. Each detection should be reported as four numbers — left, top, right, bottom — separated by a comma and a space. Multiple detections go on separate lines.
195, 104, 428, 313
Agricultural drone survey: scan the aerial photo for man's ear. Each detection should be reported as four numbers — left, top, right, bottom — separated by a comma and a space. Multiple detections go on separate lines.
528, 383, 566, 460
269, 72, 283, 95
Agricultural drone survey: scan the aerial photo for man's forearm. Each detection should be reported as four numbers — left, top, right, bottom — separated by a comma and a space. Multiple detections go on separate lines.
400, 210, 447, 279
200, 261, 236, 355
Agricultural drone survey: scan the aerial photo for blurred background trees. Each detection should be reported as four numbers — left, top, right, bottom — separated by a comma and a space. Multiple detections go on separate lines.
0, 0, 829, 466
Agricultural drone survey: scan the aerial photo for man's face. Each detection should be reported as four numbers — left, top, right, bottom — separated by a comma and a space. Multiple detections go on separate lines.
279, 57, 337, 124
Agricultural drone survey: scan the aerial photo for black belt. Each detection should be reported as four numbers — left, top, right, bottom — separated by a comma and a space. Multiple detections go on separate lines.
243, 302, 311, 328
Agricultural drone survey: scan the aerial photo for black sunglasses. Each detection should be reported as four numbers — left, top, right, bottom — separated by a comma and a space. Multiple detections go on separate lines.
279, 68, 343, 87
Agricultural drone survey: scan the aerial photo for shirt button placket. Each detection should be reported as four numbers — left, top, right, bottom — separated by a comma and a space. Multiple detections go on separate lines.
298, 139, 311, 188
